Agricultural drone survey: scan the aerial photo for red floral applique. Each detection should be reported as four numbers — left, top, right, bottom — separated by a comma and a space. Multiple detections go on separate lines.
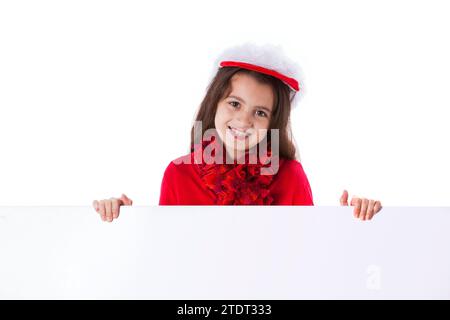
193, 137, 277, 205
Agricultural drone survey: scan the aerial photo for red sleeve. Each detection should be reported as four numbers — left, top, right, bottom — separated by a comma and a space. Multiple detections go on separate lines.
159, 162, 178, 205
291, 161, 314, 206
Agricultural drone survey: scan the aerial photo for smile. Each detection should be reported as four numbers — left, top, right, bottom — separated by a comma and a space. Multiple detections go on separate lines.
227, 126, 251, 139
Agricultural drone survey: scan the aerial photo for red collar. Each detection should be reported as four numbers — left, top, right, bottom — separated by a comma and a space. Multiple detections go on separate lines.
192, 137, 278, 205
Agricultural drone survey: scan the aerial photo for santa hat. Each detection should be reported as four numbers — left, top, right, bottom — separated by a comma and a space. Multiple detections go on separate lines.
210, 42, 306, 109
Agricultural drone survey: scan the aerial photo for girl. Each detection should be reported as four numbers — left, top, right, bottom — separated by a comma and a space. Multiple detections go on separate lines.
93, 43, 382, 221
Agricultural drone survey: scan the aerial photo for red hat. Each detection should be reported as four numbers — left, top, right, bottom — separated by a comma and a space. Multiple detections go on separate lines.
211, 42, 305, 109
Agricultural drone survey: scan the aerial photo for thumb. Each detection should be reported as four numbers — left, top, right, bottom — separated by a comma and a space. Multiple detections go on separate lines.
92, 200, 99, 211
340, 189, 349, 206
119, 193, 133, 206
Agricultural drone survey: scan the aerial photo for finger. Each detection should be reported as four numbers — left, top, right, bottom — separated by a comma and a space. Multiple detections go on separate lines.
99, 201, 106, 221
360, 198, 369, 220
120, 194, 133, 206
340, 190, 349, 206
92, 200, 99, 212
365, 200, 376, 220
351, 198, 362, 218
105, 200, 113, 222
373, 201, 382, 215
111, 199, 119, 219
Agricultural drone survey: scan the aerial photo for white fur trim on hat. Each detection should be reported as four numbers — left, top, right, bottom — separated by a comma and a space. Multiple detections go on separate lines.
209, 42, 306, 109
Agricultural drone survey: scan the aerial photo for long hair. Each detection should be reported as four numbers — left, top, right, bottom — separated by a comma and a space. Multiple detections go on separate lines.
190, 67, 297, 160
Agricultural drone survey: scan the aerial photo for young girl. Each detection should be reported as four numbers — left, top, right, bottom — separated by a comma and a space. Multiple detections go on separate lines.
93, 43, 382, 221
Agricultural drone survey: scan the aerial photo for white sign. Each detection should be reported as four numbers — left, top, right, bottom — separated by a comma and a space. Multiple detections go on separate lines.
0, 206, 449, 299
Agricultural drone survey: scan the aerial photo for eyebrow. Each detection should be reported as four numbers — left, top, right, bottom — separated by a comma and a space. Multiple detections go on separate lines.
227, 95, 272, 113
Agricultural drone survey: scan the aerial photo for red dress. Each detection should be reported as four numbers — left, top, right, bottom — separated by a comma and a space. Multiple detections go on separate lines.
158, 139, 314, 205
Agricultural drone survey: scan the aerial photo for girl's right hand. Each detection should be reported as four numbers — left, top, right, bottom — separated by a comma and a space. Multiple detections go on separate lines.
92, 194, 133, 222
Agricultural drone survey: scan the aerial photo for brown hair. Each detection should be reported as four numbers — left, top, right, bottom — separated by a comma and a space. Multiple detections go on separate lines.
190, 67, 297, 160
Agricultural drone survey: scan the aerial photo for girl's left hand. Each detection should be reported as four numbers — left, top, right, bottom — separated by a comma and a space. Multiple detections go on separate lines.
340, 190, 382, 221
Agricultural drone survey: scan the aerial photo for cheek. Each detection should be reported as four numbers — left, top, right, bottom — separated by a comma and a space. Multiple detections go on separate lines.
256, 118, 270, 131
214, 113, 224, 130
214, 107, 230, 140
254, 121, 270, 141
214, 115, 219, 129
215, 105, 231, 127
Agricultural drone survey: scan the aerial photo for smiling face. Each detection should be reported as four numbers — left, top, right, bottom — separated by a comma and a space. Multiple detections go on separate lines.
214, 72, 274, 159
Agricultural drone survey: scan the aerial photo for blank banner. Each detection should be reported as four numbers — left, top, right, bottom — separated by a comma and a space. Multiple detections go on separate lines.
0, 206, 449, 299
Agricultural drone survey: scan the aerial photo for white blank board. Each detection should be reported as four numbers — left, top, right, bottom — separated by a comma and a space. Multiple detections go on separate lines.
0, 206, 449, 299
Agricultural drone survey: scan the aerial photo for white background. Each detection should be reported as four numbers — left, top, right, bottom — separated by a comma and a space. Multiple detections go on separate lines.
0, 0, 449, 206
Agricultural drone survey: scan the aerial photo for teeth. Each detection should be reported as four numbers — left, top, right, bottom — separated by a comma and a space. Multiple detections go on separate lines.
228, 126, 250, 137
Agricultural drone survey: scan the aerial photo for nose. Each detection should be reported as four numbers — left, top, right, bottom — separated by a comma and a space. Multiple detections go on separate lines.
236, 109, 253, 128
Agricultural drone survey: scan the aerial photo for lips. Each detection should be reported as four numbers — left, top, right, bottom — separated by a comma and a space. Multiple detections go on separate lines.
227, 126, 251, 138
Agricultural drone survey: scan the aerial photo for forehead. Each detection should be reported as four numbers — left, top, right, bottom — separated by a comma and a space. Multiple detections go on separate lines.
227, 73, 274, 109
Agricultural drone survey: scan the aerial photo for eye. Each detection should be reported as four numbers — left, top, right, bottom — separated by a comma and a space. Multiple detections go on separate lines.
229, 101, 239, 108
256, 110, 267, 118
